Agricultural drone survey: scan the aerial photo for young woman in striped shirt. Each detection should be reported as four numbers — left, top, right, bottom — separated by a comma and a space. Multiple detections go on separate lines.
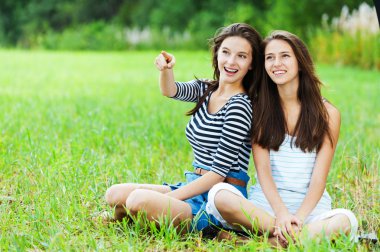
105, 23, 262, 232
206, 30, 358, 246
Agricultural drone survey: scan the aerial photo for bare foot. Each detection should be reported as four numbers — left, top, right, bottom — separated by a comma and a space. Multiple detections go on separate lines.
91, 211, 115, 224
217, 230, 250, 245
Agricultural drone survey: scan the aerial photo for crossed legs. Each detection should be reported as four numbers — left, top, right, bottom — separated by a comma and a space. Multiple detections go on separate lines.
208, 183, 356, 246
105, 183, 193, 230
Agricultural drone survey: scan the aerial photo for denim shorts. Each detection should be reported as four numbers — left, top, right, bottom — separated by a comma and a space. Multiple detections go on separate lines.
164, 165, 250, 231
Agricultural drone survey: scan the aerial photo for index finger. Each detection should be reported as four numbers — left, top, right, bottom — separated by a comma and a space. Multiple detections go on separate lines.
276, 227, 288, 244
161, 51, 172, 63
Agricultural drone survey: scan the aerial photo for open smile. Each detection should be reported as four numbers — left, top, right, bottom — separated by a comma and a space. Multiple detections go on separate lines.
273, 70, 286, 76
224, 67, 238, 74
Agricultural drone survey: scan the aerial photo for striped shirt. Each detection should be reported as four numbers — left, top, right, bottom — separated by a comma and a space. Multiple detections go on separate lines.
172, 80, 252, 177
249, 134, 332, 217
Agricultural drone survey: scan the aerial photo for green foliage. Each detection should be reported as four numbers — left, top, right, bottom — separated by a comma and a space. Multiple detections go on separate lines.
0, 50, 378, 250
0, 0, 123, 46
118, 0, 160, 28
309, 3, 379, 70
37, 21, 127, 51
225, 3, 267, 34
0, 0, 373, 48
262, 0, 373, 39
311, 30, 380, 70
149, 0, 196, 31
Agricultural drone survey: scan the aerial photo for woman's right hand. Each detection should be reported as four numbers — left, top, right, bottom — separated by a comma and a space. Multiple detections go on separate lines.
155, 51, 176, 71
273, 210, 303, 244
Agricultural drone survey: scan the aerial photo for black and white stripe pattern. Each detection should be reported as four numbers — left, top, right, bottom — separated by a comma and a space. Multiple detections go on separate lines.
173, 80, 252, 177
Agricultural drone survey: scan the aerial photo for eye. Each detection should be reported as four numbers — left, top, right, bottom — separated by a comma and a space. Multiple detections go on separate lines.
265, 55, 273, 61
239, 54, 247, 59
282, 54, 290, 58
221, 49, 229, 55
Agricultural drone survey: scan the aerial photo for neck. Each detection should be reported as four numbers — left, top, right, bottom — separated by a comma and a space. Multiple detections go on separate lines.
215, 82, 245, 98
277, 81, 299, 106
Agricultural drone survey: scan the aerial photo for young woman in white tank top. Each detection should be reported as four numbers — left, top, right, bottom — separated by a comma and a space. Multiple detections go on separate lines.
206, 30, 358, 247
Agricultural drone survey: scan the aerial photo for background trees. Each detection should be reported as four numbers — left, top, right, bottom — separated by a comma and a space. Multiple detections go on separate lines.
0, 0, 373, 47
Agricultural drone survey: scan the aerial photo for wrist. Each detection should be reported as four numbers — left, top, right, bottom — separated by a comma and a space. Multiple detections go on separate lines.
295, 212, 306, 223
274, 207, 289, 217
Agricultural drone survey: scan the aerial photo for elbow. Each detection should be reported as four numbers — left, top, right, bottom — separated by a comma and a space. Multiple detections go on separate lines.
161, 92, 172, 98
160, 89, 169, 97
217, 176, 225, 183
215, 174, 227, 185
160, 89, 175, 98
208, 171, 227, 185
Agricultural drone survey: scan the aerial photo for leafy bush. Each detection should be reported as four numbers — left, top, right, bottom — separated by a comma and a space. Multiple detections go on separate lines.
310, 3, 379, 70
37, 21, 128, 50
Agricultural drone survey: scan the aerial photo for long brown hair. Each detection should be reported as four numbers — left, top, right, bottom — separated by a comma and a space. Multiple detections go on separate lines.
187, 23, 262, 116
251, 30, 332, 152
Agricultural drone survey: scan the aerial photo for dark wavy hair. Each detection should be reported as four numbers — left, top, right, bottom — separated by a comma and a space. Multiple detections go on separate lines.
251, 30, 332, 152
187, 23, 262, 116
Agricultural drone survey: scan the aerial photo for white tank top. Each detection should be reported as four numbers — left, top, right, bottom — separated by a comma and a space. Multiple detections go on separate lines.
249, 134, 332, 217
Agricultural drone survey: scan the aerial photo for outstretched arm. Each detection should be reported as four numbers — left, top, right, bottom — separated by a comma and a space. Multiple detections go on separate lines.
295, 104, 341, 222
154, 51, 177, 97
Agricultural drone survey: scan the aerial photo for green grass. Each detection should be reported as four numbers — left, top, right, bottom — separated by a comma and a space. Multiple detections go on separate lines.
0, 49, 378, 251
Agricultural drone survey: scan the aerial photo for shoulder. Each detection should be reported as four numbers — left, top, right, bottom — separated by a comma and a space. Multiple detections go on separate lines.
229, 94, 252, 110
324, 100, 341, 136
197, 78, 212, 87
324, 101, 340, 122
194, 79, 210, 94
225, 94, 252, 120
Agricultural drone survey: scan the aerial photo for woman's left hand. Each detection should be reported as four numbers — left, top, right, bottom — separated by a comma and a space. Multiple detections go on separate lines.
273, 212, 303, 243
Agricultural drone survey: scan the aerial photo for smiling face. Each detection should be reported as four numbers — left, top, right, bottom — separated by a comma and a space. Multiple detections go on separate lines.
217, 36, 253, 86
264, 39, 299, 86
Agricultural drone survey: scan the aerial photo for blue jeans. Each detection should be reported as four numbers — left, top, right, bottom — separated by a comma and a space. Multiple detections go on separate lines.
164, 163, 250, 231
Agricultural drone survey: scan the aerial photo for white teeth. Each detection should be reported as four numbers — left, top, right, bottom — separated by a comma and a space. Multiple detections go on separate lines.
225, 67, 238, 73
273, 70, 286, 75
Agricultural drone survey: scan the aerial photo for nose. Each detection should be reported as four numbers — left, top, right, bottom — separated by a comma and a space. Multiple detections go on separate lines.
273, 57, 282, 67
227, 55, 236, 65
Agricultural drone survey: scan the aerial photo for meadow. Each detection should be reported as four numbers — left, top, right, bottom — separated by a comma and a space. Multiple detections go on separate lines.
0, 50, 378, 251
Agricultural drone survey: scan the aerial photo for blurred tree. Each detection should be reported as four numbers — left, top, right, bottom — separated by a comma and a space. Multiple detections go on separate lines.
149, 0, 197, 31
0, 0, 375, 48
0, 0, 27, 45
225, 0, 272, 37
74, 0, 123, 23
187, 0, 235, 47
114, 0, 140, 26
264, 0, 373, 40
119, 0, 160, 28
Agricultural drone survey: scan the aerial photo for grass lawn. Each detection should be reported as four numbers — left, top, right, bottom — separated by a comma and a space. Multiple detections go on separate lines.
0, 49, 378, 251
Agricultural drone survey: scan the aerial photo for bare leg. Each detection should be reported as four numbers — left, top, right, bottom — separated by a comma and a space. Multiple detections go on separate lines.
265, 214, 352, 247
126, 189, 193, 231
105, 183, 171, 221
214, 189, 276, 235
303, 214, 352, 239
214, 189, 354, 246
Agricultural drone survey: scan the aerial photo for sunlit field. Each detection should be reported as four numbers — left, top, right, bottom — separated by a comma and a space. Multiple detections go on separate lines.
0, 50, 378, 251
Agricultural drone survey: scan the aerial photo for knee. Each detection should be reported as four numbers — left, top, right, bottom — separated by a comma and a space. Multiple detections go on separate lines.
125, 189, 151, 215
104, 185, 118, 206
208, 183, 242, 216
105, 183, 135, 207
214, 189, 239, 216
335, 209, 358, 235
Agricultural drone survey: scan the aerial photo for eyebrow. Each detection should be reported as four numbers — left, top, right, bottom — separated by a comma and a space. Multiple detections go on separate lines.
265, 51, 291, 56
221, 47, 249, 54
